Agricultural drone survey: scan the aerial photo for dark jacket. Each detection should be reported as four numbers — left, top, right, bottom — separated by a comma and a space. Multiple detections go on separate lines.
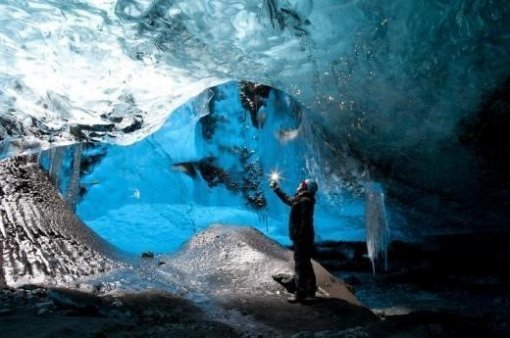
274, 187, 315, 244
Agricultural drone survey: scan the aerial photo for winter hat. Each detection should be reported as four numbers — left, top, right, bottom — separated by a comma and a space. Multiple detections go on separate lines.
303, 179, 318, 194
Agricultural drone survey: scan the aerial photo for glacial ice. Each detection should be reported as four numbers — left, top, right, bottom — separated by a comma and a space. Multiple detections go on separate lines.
74, 82, 365, 253
1, 0, 509, 158
365, 182, 389, 274
1, 0, 510, 253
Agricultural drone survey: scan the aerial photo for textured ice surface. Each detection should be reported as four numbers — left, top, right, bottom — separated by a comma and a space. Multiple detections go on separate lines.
0, 157, 121, 287
162, 224, 360, 305
1, 0, 509, 159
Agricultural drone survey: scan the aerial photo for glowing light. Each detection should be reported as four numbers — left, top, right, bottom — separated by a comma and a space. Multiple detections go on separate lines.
270, 172, 280, 181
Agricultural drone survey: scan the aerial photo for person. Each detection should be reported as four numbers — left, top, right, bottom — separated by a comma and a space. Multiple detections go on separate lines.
270, 178, 318, 303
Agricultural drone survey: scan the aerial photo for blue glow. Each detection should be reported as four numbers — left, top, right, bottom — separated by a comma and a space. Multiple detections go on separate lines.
3, 0, 504, 253
76, 82, 367, 254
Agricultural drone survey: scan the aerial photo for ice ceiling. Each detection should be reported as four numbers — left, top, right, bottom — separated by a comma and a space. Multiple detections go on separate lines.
1, 0, 510, 250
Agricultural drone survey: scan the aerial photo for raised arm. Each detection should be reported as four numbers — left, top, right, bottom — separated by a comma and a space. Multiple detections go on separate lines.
271, 181, 294, 206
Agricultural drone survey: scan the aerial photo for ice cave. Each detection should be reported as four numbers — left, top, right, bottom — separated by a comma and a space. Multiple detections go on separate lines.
1, 1, 510, 337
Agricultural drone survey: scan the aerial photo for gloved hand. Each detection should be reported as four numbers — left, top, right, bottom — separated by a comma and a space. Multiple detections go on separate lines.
270, 180, 279, 190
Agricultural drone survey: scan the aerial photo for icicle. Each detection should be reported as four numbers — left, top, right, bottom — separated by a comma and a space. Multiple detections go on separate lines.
64, 144, 83, 211
364, 182, 390, 274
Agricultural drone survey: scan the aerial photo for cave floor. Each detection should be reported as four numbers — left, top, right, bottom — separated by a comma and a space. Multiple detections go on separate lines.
2, 229, 509, 337
338, 271, 510, 333
1, 279, 509, 338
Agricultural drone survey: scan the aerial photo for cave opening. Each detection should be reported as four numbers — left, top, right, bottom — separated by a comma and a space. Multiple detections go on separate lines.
37, 81, 368, 255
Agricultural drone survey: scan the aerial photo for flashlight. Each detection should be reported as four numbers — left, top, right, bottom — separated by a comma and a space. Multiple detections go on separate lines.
270, 172, 280, 181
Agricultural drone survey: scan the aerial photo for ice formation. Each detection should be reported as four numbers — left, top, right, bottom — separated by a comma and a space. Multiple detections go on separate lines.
0, 157, 120, 286
1, 0, 509, 156
1, 0, 510, 254
49, 82, 361, 253
364, 182, 389, 274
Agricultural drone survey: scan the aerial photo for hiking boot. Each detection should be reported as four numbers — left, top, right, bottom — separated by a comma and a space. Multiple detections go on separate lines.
287, 294, 304, 303
307, 287, 318, 298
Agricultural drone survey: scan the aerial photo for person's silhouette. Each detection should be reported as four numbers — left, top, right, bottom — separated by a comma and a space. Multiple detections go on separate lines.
270, 178, 318, 303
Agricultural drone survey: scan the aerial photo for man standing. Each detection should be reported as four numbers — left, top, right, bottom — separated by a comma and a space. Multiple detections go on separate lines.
270, 178, 318, 303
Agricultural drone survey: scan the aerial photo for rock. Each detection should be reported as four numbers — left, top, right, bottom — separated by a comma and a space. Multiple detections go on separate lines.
47, 288, 101, 309
142, 309, 163, 322
37, 308, 49, 316
272, 273, 296, 293
12, 290, 26, 300
166, 225, 361, 305
20, 284, 42, 291
0, 308, 13, 316
59, 309, 80, 316
111, 298, 123, 307
32, 288, 47, 298
35, 300, 54, 308
106, 309, 131, 320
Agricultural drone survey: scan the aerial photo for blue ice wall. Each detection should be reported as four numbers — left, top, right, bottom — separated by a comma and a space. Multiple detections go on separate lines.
76, 82, 367, 254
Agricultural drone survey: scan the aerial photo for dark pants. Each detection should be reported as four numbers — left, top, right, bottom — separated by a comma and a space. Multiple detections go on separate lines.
293, 241, 317, 297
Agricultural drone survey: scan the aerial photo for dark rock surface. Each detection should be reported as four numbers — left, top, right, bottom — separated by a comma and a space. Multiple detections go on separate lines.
0, 282, 506, 337
0, 224, 378, 337
314, 232, 510, 286
313, 233, 510, 338
0, 286, 237, 338
164, 225, 361, 306
0, 223, 508, 337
